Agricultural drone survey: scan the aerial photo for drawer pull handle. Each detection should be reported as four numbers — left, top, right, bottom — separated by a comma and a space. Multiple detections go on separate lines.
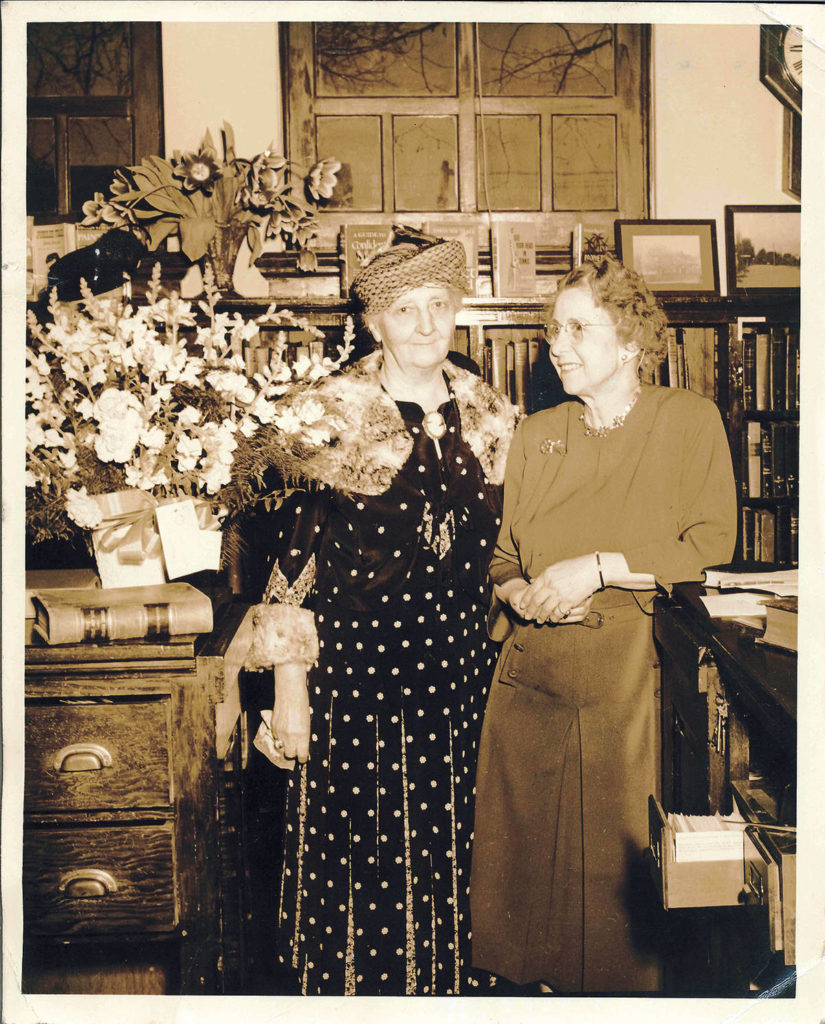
59, 869, 118, 898
53, 743, 113, 773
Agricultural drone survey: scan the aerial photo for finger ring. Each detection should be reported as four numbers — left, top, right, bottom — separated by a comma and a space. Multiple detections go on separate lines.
558, 608, 571, 621
273, 736, 284, 750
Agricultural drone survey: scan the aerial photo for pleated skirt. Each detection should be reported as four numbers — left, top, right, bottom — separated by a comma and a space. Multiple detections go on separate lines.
470, 590, 665, 993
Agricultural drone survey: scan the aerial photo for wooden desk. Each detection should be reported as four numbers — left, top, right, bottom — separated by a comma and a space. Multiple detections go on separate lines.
22, 603, 252, 995
653, 584, 796, 995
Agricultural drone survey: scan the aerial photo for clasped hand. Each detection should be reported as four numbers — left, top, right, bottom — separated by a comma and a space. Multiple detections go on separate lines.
495, 554, 600, 625
269, 662, 311, 763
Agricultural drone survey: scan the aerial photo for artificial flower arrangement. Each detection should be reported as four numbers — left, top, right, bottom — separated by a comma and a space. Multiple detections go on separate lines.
80, 121, 341, 273
25, 263, 355, 552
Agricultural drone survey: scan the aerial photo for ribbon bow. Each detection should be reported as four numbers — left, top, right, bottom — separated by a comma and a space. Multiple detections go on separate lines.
93, 490, 219, 566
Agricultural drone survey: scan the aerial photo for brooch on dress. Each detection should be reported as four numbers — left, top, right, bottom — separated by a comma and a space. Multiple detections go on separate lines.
539, 439, 567, 455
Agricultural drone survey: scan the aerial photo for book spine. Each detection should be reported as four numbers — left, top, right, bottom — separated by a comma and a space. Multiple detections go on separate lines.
527, 337, 542, 414
676, 328, 687, 388
775, 504, 791, 566
666, 328, 678, 388
789, 425, 798, 503
742, 330, 756, 411
506, 339, 516, 405
741, 506, 756, 562
789, 508, 799, 567
512, 339, 529, 414
770, 328, 787, 412
786, 329, 799, 411
746, 421, 762, 498
35, 600, 212, 645
771, 422, 787, 498
760, 425, 773, 498
489, 333, 508, 394
754, 329, 770, 411
757, 509, 776, 563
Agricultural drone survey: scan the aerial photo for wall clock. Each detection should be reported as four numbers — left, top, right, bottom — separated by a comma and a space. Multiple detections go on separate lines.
760, 24, 802, 115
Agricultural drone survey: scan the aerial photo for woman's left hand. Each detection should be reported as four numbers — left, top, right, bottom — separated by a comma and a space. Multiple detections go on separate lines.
518, 555, 601, 624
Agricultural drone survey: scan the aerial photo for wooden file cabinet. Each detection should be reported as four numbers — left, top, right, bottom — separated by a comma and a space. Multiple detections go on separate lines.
22, 602, 252, 995
653, 584, 796, 996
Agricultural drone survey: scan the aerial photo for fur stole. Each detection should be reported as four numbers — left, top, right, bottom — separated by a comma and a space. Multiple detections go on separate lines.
246, 350, 519, 495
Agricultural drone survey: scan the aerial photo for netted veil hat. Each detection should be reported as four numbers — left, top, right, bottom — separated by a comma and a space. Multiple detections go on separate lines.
351, 225, 468, 316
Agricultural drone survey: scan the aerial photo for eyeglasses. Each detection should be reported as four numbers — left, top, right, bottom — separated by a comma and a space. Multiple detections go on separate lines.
544, 319, 613, 344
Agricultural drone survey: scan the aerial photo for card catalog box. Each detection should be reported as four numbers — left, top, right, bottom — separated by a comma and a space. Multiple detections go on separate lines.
648, 796, 746, 909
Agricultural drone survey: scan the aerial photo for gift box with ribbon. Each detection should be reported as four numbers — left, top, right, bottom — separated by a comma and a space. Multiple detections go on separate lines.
91, 490, 222, 589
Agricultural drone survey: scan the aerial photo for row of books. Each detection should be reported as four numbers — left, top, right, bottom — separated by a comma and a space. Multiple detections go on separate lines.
741, 324, 799, 413
482, 328, 718, 416
27, 218, 108, 300
339, 221, 539, 299
744, 421, 799, 499
741, 505, 798, 566
482, 332, 544, 414
243, 336, 327, 378
652, 327, 718, 401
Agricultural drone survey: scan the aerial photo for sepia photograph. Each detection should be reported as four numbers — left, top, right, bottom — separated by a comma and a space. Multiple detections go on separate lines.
615, 220, 720, 294
725, 203, 802, 293
3, 3, 824, 1024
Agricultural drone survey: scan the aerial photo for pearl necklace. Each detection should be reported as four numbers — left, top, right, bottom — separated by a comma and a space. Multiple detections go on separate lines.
580, 387, 641, 438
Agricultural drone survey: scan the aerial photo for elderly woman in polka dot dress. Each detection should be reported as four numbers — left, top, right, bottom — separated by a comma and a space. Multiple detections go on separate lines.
244, 229, 519, 995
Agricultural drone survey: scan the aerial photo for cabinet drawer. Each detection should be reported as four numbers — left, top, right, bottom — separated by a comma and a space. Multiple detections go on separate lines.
25, 701, 171, 811
23, 823, 175, 934
648, 796, 745, 909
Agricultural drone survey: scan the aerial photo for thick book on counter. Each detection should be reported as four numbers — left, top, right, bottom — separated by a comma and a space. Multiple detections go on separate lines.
31, 582, 213, 645
758, 596, 798, 652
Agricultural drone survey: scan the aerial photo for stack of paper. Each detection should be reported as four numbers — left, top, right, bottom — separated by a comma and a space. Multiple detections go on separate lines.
701, 569, 798, 619
704, 569, 798, 596
668, 812, 745, 862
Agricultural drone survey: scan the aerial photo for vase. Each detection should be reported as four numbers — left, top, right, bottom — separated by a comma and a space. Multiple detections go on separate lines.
206, 221, 249, 292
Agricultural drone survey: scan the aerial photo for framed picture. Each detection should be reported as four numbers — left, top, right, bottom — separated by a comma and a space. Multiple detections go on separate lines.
614, 220, 720, 295
724, 205, 801, 294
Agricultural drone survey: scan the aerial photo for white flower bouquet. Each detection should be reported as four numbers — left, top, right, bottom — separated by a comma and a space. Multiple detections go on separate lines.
26, 265, 354, 551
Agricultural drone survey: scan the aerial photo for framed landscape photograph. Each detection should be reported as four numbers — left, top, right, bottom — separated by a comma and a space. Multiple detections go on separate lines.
614, 219, 719, 295
725, 204, 801, 294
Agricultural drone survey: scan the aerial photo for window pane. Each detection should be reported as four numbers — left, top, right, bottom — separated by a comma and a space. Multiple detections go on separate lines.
394, 116, 458, 211
478, 23, 614, 97
27, 118, 58, 212
477, 115, 540, 211
28, 23, 131, 97
315, 23, 456, 97
552, 114, 617, 210
316, 116, 382, 210
68, 117, 132, 210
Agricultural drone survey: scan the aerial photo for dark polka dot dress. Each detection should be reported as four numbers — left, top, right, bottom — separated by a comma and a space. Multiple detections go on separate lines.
266, 395, 502, 995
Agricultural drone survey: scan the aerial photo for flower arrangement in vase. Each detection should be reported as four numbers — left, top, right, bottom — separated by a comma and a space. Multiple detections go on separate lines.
26, 265, 354, 582
80, 121, 341, 288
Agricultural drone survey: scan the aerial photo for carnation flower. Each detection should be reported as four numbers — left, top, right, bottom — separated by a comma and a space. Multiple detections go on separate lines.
65, 487, 104, 530
206, 370, 255, 404
93, 388, 143, 463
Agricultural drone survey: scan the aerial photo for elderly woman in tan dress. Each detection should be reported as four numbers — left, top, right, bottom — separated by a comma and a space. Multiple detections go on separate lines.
470, 254, 737, 993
